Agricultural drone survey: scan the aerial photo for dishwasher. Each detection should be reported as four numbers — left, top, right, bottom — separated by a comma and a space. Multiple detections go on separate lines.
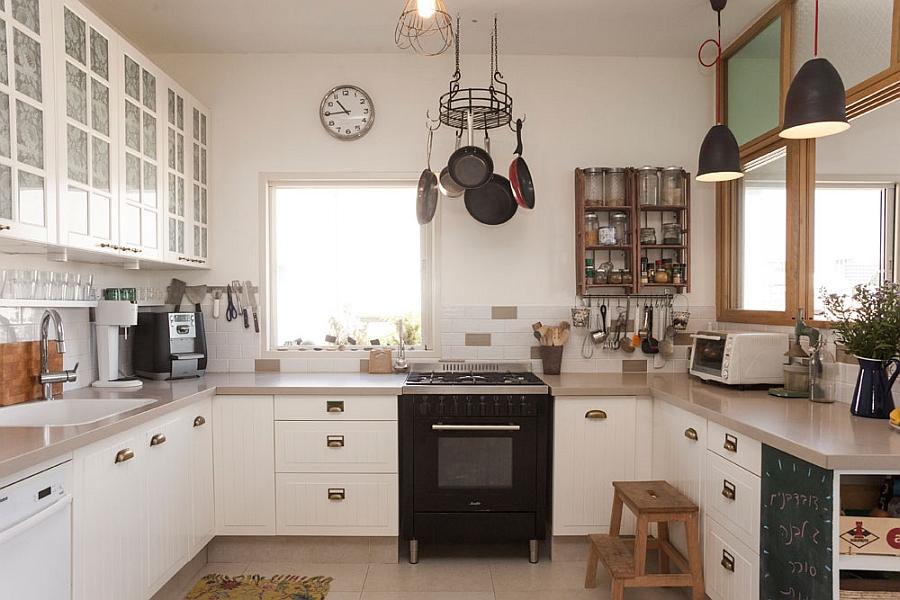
0, 459, 73, 600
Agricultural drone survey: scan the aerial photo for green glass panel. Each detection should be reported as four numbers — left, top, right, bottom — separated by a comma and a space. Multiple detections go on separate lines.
726, 16, 781, 146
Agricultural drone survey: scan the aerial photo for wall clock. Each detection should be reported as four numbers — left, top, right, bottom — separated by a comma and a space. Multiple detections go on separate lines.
319, 85, 375, 140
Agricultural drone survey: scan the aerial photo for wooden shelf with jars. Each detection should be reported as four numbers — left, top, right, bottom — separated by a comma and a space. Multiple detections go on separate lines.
574, 167, 690, 296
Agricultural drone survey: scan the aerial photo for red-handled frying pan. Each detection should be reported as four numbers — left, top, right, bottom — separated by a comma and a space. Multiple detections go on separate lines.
509, 118, 535, 209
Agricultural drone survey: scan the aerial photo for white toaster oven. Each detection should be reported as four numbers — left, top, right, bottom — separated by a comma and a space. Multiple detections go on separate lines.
689, 331, 788, 386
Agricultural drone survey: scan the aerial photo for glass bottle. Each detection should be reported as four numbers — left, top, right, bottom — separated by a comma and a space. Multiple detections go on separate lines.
584, 168, 604, 207
638, 166, 659, 206
605, 168, 626, 206
660, 167, 684, 206
640, 227, 657, 245
610, 211, 628, 245
585, 258, 595, 281
662, 222, 681, 245
584, 213, 599, 246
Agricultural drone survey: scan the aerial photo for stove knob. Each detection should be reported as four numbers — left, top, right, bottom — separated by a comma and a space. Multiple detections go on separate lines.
466, 399, 474, 416
493, 397, 501, 415
452, 399, 460, 415
479, 400, 487, 416
506, 400, 516, 415
437, 395, 446, 415
520, 398, 532, 416
418, 399, 430, 416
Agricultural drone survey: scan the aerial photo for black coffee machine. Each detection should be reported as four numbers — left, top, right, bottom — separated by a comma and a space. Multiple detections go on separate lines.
133, 311, 208, 380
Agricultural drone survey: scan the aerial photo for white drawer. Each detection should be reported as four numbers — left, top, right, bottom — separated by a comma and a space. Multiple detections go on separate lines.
707, 421, 761, 476
275, 472, 398, 536
274, 395, 397, 421
275, 421, 397, 473
704, 515, 759, 600
705, 451, 761, 549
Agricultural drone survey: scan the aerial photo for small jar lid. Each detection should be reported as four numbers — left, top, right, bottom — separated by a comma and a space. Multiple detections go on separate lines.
607, 167, 625, 173
610, 211, 627, 219
638, 165, 658, 172
662, 166, 682, 172
584, 167, 606, 174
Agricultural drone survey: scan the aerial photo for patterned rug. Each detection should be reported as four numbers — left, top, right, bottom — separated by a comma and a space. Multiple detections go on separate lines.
184, 574, 333, 599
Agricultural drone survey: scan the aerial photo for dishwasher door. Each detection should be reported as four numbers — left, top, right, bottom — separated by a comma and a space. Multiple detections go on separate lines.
0, 461, 73, 600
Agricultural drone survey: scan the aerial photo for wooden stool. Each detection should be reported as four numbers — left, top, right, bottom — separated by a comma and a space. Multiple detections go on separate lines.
585, 480, 704, 600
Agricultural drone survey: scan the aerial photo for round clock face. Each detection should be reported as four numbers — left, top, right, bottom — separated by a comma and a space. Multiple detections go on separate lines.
320, 85, 375, 140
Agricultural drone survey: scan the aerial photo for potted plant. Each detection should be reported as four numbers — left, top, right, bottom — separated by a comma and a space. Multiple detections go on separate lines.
821, 281, 900, 418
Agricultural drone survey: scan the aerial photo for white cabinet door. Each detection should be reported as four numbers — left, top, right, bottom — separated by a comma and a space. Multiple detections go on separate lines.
213, 394, 276, 534
187, 98, 209, 264
188, 398, 215, 553
552, 396, 638, 536
275, 420, 398, 473
0, 0, 56, 244
72, 429, 143, 600
704, 515, 759, 600
142, 412, 190, 597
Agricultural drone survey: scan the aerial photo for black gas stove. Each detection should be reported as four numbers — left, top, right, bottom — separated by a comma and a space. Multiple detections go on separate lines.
402, 362, 548, 395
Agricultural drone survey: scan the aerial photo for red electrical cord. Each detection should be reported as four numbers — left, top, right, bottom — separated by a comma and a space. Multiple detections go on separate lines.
698, 10, 723, 124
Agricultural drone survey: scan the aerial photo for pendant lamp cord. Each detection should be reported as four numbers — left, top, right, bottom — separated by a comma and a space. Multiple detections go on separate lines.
814, 0, 819, 56
698, 8, 723, 124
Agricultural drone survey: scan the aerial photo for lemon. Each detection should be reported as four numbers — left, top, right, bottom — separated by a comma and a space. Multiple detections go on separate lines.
891, 407, 900, 426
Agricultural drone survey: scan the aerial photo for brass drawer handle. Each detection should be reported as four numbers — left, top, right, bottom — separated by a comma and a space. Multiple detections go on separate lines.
723, 433, 738, 453
327, 435, 345, 448
328, 488, 345, 501
585, 410, 607, 420
115, 448, 135, 464
0, 224, 10, 231
327, 400, 344, 413
722, 479, 736, 501
684, 428, 698, 441
150, 433, 167, 446
193, 415, 206, 427
721, 550, 735, 572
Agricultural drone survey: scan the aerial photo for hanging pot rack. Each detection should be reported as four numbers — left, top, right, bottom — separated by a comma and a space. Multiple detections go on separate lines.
437, 15, 514, 132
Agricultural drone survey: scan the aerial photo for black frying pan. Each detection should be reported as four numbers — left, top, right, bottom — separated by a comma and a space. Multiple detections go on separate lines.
464, 174, 518, 225
509, 119, 535, 209
416, 129, 438, 225
447, 110, 492, 190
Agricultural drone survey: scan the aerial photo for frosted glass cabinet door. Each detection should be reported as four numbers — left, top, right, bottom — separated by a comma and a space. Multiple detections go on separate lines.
0, 0, 55, 243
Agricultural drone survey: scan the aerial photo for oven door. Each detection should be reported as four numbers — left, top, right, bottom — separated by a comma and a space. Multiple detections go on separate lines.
690, 332, 727, 378
413, 416, 537, 513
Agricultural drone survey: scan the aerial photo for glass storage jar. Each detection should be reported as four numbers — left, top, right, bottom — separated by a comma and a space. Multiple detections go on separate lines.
638, 166, 659, 206
605, 168, 626, 206
584, 213, 599, 246
662, 222, 682, 245
621, 269, 633, 284
660, 167, 684, 206
584, 168, 605, 207
593, 264, 609, 284
640, 227, 657, 245
610, 211, 628, 245
585, 258, 594, 281
608, 269, 623, 285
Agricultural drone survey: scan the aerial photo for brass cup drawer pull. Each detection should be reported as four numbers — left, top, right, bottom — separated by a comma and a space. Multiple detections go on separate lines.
723, 433, 738, 453
0, 223, 10, 231
114, 448, 135, 464
721, 549, 735, 572
327, 435, 345, 448
327, 400, 344, 413
684, 427, 698, 441
328, 488, 345, 501
585, 410, 608, 420
721, 479, 736, 501
193, 415, 206, 427
150, 433, 167, 447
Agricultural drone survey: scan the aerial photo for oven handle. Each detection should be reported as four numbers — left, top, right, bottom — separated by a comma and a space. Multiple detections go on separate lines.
431, 424, 521, 431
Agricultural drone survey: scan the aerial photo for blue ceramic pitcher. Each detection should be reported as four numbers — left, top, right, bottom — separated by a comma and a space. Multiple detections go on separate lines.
850, 357, 899, 419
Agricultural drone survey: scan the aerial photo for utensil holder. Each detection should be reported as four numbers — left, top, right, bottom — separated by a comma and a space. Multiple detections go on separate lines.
540, 345, 563, 375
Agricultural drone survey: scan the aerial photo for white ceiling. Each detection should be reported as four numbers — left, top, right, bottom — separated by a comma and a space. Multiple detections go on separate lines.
79, 0, 775, 58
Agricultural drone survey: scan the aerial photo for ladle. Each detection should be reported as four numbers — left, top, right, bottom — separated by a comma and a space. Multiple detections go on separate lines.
591, 303, 609, 345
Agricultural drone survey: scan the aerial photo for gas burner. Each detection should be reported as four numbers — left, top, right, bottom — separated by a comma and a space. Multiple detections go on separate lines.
403, 367, 547, 394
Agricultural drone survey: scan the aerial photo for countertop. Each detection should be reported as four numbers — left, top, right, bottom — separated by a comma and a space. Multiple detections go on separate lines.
0, 370, 897, 480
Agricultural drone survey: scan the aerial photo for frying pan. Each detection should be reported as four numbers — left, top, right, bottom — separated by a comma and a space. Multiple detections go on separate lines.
509, 119, 535, 209
416, 129, 438, 225
447, 110, 492, 190
438, 129, 465, 198
464, 174, 518, 225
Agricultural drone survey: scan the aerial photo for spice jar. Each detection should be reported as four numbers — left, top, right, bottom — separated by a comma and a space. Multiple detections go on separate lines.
660, 167, 684, 206
638, 166, 659, 206
640, 227, 657, 245
599, 226, 617, 245
622, 269, 633, 284
585, 258, 595, 281
605, 168, 626, 206
584, 213, 599, 246
654, 260, 669, 283
662, 222, 682, 245
594, 264, 609, 284
672, 264, 684, 285
584, 168, 604, 207
608, 269, 623, 285
610, 211, 628, 245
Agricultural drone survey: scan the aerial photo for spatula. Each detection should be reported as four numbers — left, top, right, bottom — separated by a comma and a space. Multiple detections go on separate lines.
166, 278, 187, 311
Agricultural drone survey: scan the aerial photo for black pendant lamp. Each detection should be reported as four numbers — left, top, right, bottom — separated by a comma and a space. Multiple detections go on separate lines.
779, 0, 849, 139
696, 0, 743, 183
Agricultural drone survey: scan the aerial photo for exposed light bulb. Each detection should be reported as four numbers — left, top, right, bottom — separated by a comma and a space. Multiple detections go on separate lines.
416, 0, 436, 19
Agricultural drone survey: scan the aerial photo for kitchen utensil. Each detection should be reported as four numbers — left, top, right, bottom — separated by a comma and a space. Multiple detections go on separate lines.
245, 280, 259, 333
166, 278, 187, 311
591, 304, 608, 345
212, 289, 222, 319
582, 302, 594, 358
230, 280, 248, 327
509, 118, 535, 209
438, 129, 465, 198
185, 284, 207, 312
416, 129, 439, 225
659, 300, 675, 357
447, 110, 492, 189
642, 306, 659, 354
464, 174, 518, 225
638, 306, 649, 340
225, 284, 238, 321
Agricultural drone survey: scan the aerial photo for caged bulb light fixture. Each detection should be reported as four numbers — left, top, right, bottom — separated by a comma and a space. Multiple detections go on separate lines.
696, 0, 743, 183
395, 0, 453, 56
779, 0, 849, 139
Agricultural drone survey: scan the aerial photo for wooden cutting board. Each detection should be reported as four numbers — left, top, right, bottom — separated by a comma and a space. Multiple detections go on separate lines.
0, 341, 63, 406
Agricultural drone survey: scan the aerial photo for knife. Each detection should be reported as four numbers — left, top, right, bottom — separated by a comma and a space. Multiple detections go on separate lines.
245, 280, 259, 333
235, 279, 249, 329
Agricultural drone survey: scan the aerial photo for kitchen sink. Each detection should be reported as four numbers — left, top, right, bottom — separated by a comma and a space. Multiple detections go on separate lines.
0, 398, 157, 427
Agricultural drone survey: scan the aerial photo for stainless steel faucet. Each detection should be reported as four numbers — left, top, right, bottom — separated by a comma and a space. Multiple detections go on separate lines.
38, 309, 78, 401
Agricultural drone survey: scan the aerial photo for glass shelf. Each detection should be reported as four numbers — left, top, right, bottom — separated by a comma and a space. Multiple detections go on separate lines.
0, 299, 99, 308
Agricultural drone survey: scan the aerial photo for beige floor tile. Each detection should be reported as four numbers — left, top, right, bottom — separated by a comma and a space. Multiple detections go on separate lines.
362, 593, 495, 600
320, 593, 362, 600
495, 586, 691, 599
363, 559, 494, 592
490, 557, 595, 591
243, 562, 367, 592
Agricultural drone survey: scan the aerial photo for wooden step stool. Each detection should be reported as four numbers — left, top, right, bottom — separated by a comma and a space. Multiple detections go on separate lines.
585, 480, 704, 600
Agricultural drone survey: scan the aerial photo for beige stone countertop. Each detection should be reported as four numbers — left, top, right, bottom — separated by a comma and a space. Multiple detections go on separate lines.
543, 371, 900, 471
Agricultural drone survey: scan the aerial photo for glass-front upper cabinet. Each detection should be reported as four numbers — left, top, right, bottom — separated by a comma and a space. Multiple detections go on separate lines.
191, 101, 209, 263
0, 0, 56, 243
54, 0, 117, 252
163, 79, 186, 262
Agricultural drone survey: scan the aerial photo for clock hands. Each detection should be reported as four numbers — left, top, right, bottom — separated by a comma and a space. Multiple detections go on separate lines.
335, 100, 351, 115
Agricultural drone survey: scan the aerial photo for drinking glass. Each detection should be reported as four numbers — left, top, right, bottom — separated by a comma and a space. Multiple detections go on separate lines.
16, 269, 37, 299
35, 270, 54, 300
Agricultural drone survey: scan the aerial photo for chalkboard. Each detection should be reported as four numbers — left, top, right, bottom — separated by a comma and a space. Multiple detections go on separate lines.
760, 445, 834, 600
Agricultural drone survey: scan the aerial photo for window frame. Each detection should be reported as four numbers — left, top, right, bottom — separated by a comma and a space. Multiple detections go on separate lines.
258, 172, 439, 359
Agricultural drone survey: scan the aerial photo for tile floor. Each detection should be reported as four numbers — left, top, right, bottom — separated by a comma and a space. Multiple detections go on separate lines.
157, 542, 696, 600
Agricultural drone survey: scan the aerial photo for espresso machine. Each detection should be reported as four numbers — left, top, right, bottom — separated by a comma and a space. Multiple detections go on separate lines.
133, 311, 208, 380
93, 300, 143, 389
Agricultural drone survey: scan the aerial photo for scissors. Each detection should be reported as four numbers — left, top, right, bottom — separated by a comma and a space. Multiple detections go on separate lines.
225, 284, 238, 321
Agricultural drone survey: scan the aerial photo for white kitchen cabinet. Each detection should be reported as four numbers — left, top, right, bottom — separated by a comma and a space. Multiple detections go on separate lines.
704, 515, 759, 600
189, 399, 215, 553
0, 0, 57, 244
188, 98, 209, 263
72, 428, 143, 600
552, 396, 652, 536
213, 394, 276, 535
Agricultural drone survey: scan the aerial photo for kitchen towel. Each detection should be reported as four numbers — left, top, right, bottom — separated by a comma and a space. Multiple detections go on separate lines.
184, 573, 332, 599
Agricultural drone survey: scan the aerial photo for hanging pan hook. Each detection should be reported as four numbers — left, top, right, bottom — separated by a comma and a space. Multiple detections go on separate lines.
425, 110, 441, 131
507, 113, 526, 132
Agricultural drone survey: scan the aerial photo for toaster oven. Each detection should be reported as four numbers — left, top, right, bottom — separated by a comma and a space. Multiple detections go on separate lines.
689, 331, 788, 386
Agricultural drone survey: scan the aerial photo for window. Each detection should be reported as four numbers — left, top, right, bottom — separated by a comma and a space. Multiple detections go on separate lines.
265, 177, 434, 352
